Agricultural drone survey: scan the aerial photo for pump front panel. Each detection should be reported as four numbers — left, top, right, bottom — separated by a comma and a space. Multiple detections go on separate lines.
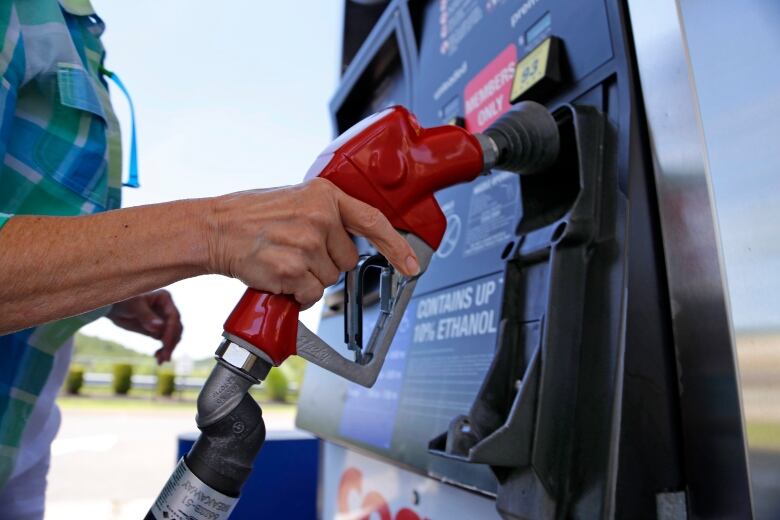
296, 0, 700, 517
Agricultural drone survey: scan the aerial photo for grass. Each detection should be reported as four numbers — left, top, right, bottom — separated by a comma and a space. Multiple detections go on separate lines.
58, 394, 198, 411
66, 385, 200, 400
58, 393, 297, 413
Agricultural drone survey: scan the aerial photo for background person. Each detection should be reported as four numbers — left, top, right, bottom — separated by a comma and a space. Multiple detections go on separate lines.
0, 1, 418, 518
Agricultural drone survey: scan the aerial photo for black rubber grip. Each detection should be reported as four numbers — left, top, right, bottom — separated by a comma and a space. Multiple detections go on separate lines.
484, 101, 560, 175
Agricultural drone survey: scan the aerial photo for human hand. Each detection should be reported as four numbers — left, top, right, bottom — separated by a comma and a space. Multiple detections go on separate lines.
206, 178, 420, 309
107, 290, 183, 364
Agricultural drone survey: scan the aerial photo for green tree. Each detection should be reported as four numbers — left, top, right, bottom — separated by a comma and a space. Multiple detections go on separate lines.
264, 368, 289, 402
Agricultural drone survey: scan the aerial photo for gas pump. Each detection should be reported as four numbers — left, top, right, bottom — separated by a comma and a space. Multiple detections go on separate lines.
295, 0, 753, 519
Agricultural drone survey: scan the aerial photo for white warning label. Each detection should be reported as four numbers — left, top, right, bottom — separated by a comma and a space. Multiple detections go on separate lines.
413, 278, 500, 343
464, 171, 520, 256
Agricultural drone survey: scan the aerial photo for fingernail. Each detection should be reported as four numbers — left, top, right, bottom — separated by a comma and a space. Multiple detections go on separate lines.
145, 319, 163, 333
405, 255, 420, 276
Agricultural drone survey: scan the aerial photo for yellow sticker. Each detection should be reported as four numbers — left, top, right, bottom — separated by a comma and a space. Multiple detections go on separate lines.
510, 39, 551, 102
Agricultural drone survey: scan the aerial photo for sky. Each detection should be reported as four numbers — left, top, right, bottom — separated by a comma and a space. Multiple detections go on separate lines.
82, 1, 343, 361
681, 0, 780, 333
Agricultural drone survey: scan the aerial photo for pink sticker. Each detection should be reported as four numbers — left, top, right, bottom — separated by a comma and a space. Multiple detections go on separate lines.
463, 44, 517, 133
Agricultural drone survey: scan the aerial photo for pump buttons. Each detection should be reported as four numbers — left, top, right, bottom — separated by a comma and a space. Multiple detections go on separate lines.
510, 37, 563, 103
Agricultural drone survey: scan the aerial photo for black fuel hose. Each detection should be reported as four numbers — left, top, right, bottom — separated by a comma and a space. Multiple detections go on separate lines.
145, 364, 266, 519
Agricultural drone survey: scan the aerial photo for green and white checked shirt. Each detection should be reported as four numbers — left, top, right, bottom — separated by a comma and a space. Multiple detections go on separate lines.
0, 0, 123, 486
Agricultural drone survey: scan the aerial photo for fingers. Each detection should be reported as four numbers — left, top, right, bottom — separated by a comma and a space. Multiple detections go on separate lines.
118, 296, 164, 338
326, 225, 359, 273
301, 234, 341, 288
268, 247, 325, 308
288, 271, 325, 310
336, 191, 419, 277
149, 290, 183, 364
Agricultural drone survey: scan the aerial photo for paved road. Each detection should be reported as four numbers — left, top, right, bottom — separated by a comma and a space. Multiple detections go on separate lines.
43, 404, 780, 519
45, 404, 296, 519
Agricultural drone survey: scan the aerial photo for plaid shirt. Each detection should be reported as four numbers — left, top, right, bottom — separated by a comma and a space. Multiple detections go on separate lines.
0, 0, 122, 485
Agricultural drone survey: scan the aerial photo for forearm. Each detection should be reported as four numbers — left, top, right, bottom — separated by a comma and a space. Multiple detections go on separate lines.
0, 180, 419, 335
0, 198, 212, 334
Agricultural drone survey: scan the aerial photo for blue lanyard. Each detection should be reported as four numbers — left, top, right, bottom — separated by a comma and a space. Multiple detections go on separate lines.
101, 68, 140, 188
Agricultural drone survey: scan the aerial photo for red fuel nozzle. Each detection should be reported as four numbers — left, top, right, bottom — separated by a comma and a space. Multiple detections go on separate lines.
223, 103, 559, 371
223, 106, 485, 366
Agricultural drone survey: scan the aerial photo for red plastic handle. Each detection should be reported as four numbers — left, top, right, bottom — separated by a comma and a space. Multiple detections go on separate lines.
223, 289, 299, 365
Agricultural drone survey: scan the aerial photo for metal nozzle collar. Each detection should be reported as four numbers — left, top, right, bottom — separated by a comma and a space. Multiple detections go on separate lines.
475, 133, 500, 172
216, 338, 273, 381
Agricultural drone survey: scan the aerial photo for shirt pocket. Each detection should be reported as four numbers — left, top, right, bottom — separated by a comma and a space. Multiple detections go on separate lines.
57, 63, 107, 120
33, 63, 110, 208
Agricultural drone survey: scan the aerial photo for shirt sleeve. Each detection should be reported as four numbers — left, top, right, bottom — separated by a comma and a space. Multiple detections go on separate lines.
0, 212, 11, 231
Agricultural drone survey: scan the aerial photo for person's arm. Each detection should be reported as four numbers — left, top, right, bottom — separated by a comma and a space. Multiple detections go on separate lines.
0, 178, 420, 334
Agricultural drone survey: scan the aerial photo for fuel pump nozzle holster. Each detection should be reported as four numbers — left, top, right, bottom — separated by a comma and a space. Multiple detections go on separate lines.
221, 101, 560, 387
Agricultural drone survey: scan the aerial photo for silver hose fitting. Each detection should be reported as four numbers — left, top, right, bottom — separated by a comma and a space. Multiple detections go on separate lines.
475, 133, 501, 172
196, 338, 273, 429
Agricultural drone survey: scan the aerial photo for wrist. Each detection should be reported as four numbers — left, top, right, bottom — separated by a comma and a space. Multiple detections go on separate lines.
202, 194, 226, 276
177, 197, 217, 276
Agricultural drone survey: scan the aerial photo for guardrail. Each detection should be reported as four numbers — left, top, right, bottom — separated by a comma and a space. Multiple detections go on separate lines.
83, 372, 207, 391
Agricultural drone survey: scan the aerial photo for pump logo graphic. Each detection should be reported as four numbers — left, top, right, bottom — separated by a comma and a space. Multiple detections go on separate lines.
337, 468, 429, 520
436, 213, 462, 259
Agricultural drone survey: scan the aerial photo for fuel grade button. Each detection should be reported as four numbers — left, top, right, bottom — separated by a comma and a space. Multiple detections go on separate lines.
510, 37, 562, 103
